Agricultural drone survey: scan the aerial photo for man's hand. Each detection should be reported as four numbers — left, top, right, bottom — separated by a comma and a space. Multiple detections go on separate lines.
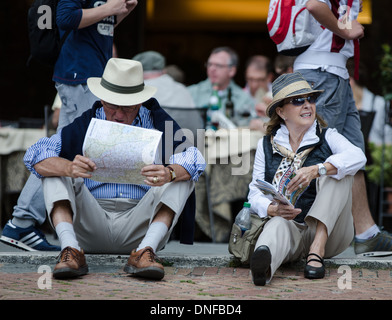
126, 0, 138, 11
79, 0, 138, 29
141, 163, 191, 186
67, 155, 97, 179
342, 19, 364, 40
34, 155, 96, 179
306, 0, 364, 40
112, 0, 138, 26
106, 0, 138, 17
141, 164, 171, 186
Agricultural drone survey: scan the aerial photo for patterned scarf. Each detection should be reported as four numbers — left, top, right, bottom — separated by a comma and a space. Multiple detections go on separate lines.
271, 138, 314, 204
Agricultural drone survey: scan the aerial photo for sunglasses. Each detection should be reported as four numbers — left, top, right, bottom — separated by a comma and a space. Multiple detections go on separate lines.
288, 95, 317, 106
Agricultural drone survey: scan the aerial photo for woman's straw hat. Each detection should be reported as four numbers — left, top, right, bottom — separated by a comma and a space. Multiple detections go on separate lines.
266, 72, 324, 117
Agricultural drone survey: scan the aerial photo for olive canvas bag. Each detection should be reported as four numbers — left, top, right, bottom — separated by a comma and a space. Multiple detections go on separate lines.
228, 214, 270, 265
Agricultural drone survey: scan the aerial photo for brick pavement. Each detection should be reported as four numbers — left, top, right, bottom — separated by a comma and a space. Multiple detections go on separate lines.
1, 265, 391, 301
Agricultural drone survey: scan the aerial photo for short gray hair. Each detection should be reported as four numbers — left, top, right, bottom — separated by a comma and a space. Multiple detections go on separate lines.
210, 46, 239, 67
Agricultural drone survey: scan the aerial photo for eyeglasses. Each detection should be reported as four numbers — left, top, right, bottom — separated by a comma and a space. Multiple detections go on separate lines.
246, 76, 268, 83
205, 62, 233, 69
288, 95, 317, 106
103, 101, 139, 113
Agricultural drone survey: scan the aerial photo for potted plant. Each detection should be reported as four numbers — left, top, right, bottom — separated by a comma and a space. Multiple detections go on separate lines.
380, 43, 392, 101
366, 143, 392, 188
379, 43, 392, 133
366, 143, 392, 214
366, 44, 392, 216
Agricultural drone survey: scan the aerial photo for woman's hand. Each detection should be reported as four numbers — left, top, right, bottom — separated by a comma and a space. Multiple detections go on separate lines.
286, 165, 318, 194
286, 162, 337, 193
267, 202, 302, 220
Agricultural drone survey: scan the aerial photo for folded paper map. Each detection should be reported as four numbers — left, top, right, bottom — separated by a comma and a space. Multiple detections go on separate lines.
255, 179, 293, 207
82, 118, 162, 185
255, 174, 307, 208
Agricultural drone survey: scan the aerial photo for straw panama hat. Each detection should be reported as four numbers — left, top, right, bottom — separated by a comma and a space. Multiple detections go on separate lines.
87, 58, 157, 106
266, 72, 324, 118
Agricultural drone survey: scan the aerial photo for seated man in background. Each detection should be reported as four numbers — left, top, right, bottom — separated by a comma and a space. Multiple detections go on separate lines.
244, 55, 274, 132
187, 46, 255, 127
133, 50, 196, 108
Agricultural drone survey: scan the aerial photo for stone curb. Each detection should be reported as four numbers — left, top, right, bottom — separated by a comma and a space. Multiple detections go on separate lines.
1, 252, 392, 270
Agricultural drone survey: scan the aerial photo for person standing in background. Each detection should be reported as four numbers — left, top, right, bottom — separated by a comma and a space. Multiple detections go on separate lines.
347, 59, 392, 146
294, 0, 392, 256
0, 0, 138, 252
54, 0, 138, 130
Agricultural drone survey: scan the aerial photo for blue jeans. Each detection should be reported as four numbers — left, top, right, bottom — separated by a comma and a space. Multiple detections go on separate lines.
12, 84, 98, 225
298, 68, 365, 152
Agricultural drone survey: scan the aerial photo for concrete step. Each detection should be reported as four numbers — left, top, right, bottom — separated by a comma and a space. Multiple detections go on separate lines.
1, 241, 392, 274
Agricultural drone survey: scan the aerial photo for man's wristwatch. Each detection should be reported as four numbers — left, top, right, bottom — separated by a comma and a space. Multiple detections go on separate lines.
317, 163, 327, 176
167, 165, 176, 181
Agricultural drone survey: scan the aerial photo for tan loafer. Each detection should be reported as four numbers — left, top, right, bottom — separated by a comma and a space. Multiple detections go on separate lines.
53, 246, 88, 279
124, 246, 164, 280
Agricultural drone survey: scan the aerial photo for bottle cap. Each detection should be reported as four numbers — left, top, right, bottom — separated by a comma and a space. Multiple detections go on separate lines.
243, 202, 251, 208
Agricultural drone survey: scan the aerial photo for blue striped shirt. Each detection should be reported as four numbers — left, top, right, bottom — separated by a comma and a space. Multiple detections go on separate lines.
24, 106, 206, 200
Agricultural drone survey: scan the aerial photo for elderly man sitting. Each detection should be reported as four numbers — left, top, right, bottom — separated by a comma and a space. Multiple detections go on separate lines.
23, 58, 206, 281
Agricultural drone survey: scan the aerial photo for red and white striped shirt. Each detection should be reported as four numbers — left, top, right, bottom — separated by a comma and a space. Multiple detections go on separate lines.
294, 0, 360, 79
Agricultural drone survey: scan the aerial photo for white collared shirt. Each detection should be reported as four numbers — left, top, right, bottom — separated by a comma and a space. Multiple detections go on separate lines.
248, 121, 366, 218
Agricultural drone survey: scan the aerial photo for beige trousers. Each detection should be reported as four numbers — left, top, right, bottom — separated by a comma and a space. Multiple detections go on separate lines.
43, 176, 194, 254
254, 175, 354, 283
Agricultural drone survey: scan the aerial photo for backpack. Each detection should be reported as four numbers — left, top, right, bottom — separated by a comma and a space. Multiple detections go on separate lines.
27, 0, 71, 66
267, 0, 324, 56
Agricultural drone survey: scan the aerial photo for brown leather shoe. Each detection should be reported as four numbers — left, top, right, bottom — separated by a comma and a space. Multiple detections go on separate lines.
53, 246, 88, 279
124, 246, 164, 280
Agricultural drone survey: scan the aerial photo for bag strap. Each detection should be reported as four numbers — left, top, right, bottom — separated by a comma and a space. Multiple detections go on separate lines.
346, 0, 360, 81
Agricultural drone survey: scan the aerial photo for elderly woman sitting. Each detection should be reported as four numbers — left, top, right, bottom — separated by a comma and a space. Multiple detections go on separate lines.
248, 72, 366, 286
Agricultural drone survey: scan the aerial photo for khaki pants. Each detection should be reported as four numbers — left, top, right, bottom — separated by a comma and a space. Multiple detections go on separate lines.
254, 175, 354, 283
43, 176, 194, 254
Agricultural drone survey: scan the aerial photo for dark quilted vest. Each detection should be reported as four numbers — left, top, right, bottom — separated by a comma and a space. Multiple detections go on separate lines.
263, 125, 332, 223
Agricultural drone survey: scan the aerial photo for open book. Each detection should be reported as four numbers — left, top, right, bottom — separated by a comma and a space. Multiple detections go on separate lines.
255, 172, 307, 208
